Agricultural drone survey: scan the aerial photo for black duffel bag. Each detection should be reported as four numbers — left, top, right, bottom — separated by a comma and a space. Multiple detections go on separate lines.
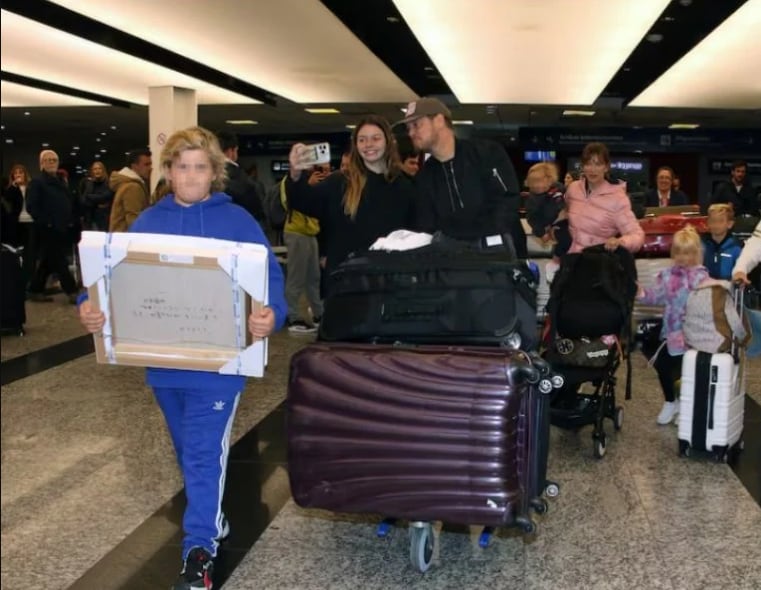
318, 245, 539, 350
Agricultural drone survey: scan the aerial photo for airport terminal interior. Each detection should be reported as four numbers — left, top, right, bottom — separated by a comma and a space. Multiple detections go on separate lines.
2, 1, 761, 589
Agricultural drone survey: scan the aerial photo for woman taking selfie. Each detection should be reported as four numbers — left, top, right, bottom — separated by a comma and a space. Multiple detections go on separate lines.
285, 115, 416, 277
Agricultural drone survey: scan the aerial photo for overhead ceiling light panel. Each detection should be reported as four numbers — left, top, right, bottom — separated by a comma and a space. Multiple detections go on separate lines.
668, 123, 700, 129
305, 108, 341, 114
452, 120, 474, 125
563, 110, 596, 116
225, 120, 258, 125
0, 10, 259, 105
393, 0, 670, 104
49, 0, 415, 103
0, 80, 108, 107
631, 0, 761, 108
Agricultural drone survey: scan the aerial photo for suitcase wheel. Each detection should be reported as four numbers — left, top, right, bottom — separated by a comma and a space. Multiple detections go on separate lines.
530, 498, 549, 515
515, 516, 536, 535
409, 522, 434, 573
678, 439, 691, 457
544, 481, 560, 498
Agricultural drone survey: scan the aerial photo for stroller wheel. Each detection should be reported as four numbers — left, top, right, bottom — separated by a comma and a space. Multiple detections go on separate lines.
614, 406, 624, 431
593, 434, 607, 459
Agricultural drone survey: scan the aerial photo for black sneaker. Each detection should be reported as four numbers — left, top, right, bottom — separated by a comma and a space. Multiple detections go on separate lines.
173, 547, 213, 590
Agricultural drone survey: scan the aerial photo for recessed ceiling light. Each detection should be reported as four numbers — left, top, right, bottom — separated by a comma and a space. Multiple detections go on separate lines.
1, 125, 4, 130
668, 123, 700, 129
94, 154, 100, 159
96, 138, 101, 142
305, 108, 341, 114
100, 149, 107, 152
563, 110, 596, 116
110, 125, 117, 130
41, 142, 50, 147
100, 132, 107, 136
345, 125, 356, 129
453, 120, 474, 125
72, 146, 80, 150
23, 111, 30, 116
386, 16, 400, 23
5, 139, 13, 144
424, 66, 435, 72
646, 33, 664, 43
70, 152, 77, 156
225, 120, 258, 125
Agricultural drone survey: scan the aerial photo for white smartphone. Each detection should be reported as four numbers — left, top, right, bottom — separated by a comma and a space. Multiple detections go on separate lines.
298, 143, 331, 167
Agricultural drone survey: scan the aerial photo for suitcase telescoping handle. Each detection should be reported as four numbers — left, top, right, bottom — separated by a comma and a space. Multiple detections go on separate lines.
732, 282, 745, 359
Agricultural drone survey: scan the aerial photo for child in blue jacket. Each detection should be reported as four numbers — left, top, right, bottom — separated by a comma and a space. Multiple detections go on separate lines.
703, 203, 742, 280
79, 126, 286, 590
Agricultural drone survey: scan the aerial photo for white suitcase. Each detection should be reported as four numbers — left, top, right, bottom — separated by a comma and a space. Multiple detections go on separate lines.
678, 349, 745, 461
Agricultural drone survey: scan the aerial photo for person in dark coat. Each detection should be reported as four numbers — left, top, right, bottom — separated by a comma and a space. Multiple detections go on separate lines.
401, 97, 526, 257
644, 166, 689, 207
80, 161, 114, 231
25, 150, 79, 303
711, 160, 758, 216
216, 130, 265, 222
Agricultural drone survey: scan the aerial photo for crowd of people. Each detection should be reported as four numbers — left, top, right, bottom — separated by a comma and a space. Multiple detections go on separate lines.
2, 98, 760, 590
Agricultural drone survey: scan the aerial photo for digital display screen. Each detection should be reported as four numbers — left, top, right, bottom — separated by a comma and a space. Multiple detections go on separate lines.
525, 150, 556, 162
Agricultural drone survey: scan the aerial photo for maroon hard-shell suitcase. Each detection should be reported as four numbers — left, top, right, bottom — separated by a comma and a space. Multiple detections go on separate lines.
287, 343, 555, 532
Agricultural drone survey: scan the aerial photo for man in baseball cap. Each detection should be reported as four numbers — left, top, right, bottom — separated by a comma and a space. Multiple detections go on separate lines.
403, 96, 526, 257
396, 97, 452, 126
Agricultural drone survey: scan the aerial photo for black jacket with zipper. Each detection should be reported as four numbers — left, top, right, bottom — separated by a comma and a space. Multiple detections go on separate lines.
414, 138, 526, 257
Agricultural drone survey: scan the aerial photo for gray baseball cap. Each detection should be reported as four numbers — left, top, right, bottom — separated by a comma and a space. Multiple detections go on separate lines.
396, 97, 452, 125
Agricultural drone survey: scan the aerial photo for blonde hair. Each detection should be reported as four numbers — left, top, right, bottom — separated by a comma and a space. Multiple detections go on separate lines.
160, 126, 227, 192
707, 203, 735, 221
525, 162, 558, 186
671, 225, 702, 265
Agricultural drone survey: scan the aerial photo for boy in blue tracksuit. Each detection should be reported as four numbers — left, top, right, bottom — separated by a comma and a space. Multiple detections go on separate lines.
702, 203, 743, 280
79, 127, 286, 590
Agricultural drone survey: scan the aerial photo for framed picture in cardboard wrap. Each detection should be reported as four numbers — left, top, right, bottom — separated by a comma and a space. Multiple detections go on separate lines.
78, 231, 269, 377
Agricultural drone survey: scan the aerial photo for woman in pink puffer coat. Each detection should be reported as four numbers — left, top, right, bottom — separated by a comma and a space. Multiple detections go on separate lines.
565, 142, 644, 254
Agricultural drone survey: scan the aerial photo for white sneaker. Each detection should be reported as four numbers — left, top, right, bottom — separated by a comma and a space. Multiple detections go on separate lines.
656, 401, 679, 425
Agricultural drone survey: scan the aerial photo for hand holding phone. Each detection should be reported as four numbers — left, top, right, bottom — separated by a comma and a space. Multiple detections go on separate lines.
290, 143, 331, 171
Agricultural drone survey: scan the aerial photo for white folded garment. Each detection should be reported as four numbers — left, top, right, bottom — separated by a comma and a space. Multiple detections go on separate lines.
369, 230, 433, 252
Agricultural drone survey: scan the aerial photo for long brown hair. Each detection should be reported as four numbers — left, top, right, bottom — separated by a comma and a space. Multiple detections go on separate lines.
7, 163, 31, 188
343, 115, 401, 219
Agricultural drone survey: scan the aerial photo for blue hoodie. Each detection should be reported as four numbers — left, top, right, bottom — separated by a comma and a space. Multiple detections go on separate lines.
107, 192, 286, 392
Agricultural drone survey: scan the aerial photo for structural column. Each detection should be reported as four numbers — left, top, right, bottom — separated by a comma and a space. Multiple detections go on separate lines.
148, 86, 197, 191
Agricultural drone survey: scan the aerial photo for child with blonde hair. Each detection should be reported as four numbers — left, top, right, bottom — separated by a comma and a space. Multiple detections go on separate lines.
524, 162, 570, 281
703, 203, 742, 280
637, 226, 709, 424
78, 126, 286, 589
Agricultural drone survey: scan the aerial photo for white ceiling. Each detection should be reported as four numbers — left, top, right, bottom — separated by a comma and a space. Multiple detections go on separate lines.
48, 0, 416, 104
631, 0, 761, 109
393, 0, 671, 104
0, 10, 260, 105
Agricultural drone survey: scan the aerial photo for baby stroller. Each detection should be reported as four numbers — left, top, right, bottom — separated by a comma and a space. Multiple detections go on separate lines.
542, 246, 637, 458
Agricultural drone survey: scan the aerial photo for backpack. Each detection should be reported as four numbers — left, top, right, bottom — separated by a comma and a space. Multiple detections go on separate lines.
545, 246, 637, 398
683, 281, 750, 354
547, 246, 636, 340
265, 179, 287, 230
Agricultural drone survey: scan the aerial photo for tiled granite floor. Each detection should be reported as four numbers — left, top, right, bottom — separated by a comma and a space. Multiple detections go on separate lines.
1, 303, 759, 590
